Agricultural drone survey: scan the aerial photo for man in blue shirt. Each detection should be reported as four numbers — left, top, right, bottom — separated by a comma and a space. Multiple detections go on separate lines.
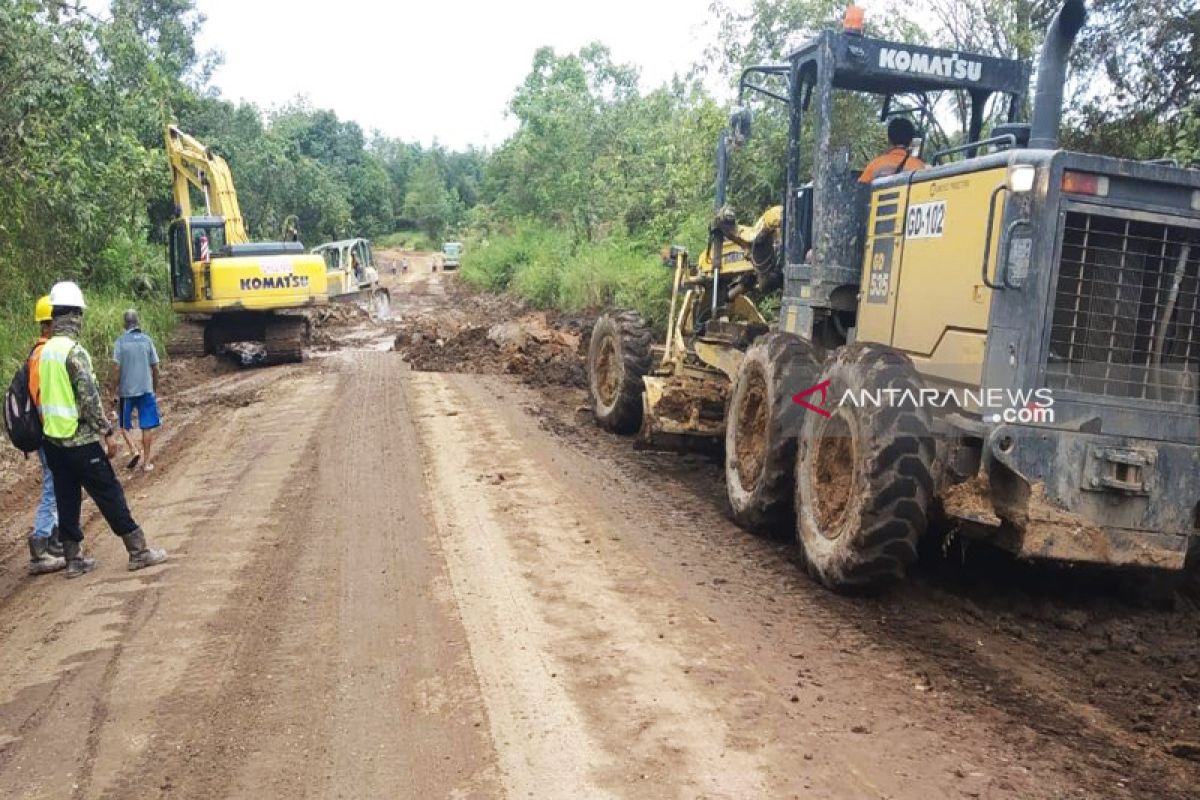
112, 310, 162, 472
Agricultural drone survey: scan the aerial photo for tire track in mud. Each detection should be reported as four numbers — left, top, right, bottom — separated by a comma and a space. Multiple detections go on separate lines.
226, 351, 501, 800
514, 380, 1200, 800
406, 370, 1054, 799
0, 370, 334, 799
90, 371, 340, 799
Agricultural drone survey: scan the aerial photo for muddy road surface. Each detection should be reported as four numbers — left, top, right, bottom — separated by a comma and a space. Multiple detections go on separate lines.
0, 256, 1197, 799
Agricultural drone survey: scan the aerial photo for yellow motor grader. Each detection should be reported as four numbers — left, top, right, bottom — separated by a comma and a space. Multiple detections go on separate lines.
587, 0, 1200, 589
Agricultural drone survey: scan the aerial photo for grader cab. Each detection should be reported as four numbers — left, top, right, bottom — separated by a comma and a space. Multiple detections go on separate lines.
587, 0, 1200, 589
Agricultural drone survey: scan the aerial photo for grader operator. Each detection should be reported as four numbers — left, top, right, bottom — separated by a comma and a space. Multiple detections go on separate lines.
587, 0, 1200, 589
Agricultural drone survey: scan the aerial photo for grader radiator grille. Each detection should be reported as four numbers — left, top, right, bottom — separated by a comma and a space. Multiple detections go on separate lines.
1046, 210, 1200, 405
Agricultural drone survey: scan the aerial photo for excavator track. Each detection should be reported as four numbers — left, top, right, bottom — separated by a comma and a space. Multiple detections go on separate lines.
167, 320, 208, 359
263, 315, 309, 365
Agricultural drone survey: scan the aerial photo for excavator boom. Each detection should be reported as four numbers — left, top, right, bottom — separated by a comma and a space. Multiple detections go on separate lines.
165, 125, 249, 245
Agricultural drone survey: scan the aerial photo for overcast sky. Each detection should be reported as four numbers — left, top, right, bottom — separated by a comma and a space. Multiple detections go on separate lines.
188, 0, 904, 150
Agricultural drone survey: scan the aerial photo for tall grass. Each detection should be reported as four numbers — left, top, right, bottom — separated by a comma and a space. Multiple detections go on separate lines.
373, 231, 439, 251
0, 290, 175, 384
1, 227, 176, 383
460, 226, 674, 327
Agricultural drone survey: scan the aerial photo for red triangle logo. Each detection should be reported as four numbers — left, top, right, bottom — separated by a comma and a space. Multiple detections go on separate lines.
792, 379, 832, 417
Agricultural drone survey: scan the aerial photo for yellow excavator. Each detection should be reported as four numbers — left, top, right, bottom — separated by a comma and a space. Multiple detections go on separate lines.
164, 126, 389, 363
164, 125, 327, 363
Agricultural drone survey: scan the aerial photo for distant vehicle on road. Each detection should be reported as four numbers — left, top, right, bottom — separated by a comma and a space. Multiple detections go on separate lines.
441, 242, 463, 270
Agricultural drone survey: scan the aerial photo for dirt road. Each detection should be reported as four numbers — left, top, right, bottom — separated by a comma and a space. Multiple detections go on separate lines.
0, 256, 1197, 799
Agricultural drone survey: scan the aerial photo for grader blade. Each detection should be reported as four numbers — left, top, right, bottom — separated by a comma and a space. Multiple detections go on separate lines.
637, 373, 729, 451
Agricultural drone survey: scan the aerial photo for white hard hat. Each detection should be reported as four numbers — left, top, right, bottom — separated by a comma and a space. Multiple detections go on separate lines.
49, 281, 87, 310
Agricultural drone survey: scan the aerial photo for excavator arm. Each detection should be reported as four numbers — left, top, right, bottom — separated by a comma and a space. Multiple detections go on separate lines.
165, 125, 249, 245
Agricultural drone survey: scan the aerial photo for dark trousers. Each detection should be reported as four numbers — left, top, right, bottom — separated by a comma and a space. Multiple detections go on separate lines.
43, 441, 139, 543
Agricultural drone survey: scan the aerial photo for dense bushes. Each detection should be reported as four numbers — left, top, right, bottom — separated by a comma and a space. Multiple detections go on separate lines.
461, 227, 673, 327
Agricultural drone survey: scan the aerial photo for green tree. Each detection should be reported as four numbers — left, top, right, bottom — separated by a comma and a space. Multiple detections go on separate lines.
928, 0, 1199, 162
404, 155, 453, 241
348, 155, 396, 237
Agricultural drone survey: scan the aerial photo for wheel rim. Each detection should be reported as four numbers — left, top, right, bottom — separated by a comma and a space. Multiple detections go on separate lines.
809, 412, 857, 538
734, 368, 769, 490
594, 334, 622, 407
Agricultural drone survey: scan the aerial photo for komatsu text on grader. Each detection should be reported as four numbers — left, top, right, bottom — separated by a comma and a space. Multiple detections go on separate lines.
587, 0, 1200, 589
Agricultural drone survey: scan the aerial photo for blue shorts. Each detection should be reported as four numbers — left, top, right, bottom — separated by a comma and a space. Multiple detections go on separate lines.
120, 393, 161, 431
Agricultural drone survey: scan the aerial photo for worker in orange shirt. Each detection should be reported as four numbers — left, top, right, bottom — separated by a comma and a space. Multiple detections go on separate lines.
859, 117, 927, 183
26, 295, 65, 575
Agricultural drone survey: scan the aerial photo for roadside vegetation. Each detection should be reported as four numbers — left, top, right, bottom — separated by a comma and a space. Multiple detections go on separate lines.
1, 1, 1195, 370
461, 227, 674, 326
462, 0, 1199, 323
0, 1, 482, 375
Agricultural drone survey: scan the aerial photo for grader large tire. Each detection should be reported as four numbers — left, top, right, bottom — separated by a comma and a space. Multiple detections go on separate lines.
587, 310, 652, 434
795, 343, 934, 590
725, 332, 820, 534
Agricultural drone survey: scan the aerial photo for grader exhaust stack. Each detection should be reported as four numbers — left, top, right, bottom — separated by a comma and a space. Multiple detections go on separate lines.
1029, 0, 1087, 149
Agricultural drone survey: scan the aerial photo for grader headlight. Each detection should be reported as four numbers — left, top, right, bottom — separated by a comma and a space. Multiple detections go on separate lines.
1007, 164, 1037, 194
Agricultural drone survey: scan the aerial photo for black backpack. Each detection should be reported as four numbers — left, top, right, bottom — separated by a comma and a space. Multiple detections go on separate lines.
3, 346, 44, 453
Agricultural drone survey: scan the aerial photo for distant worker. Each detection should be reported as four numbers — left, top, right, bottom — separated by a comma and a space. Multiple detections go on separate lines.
39, 282, 167, 578
112, 309, 162, 472
26, 295, 65, 576
859, 117, 927, 183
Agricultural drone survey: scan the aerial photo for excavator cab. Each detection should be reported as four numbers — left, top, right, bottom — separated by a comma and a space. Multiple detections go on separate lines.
167, 216, 228, 302
310, 238, 391, 319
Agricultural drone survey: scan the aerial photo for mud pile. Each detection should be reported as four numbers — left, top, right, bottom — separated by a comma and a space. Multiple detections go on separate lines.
395, 293, 590, 389
400, 326, 507, 374
309, 303, 373, 348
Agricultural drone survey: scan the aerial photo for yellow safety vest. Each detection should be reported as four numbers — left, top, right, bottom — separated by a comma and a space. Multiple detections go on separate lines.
38, 336, 81, 439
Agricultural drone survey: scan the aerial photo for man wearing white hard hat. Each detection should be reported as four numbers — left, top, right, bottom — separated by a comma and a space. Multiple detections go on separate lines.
38, 281, 167, 578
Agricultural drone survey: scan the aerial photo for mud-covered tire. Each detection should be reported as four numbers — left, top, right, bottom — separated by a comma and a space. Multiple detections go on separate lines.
587, 310, 652, 434
725, 332, 820, 534
795, 343, 934, 590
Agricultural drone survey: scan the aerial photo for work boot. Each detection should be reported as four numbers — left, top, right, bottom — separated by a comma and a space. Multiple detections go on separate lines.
47, 525, 64, 558
62, 539, 97, 579
121, 528, 167, 571
27, 533, 66, 576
